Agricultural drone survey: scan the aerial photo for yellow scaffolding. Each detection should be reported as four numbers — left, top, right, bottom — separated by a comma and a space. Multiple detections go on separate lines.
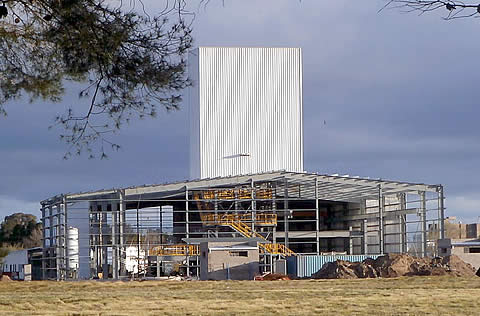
199, 188, 273, 201
201, 212, 296, 257
149, 244, 199, 256
201, 213, 277, 226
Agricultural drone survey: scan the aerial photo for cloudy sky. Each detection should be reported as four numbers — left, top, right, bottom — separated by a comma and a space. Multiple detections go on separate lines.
1, 0, 479, 222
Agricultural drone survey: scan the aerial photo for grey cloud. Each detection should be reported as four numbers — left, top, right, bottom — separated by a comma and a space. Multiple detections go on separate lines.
0, 0, 479, 222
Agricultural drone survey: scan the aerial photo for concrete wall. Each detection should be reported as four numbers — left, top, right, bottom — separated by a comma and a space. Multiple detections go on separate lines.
452, 247, 480, 270
199, 241, 259, 280
438, 238, 480, 270
445, 221, 480, 239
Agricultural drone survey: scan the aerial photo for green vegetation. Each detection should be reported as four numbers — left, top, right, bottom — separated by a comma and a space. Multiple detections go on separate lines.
0, 277, 479, 315
0, 1, 192, 157
0, 213, 42, 263
0, 212, 42, 263
0, 213, 42, 248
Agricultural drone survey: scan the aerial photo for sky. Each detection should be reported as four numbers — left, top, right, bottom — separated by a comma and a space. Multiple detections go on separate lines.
0, 0, 479, 223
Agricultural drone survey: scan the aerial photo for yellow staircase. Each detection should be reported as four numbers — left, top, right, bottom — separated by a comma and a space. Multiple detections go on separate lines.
201, 213, 296, 257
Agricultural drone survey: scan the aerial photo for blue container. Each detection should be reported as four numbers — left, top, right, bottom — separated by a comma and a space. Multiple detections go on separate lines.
287, 254, 380, 278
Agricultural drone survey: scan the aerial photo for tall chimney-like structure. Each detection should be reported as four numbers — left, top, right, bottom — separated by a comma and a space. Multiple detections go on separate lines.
189, 47, 303, 179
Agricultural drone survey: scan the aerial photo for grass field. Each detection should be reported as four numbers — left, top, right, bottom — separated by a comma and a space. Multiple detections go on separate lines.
0, 276, 479, 315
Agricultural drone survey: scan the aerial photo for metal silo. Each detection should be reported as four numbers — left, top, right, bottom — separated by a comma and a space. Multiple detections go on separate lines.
67, 227, 79, 272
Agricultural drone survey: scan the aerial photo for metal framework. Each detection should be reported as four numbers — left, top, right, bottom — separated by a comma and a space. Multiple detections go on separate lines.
40, 171, 445, 280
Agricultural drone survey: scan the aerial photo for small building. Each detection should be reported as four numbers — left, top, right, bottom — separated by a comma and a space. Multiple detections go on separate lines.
444, 217, 480, 239
199, 239, 261, 280
1, 247, 42, 280
438, 238, 480, 270
437, 218, 480, 270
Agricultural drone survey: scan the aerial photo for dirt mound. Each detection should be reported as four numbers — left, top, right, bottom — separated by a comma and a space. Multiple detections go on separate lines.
313, 260, 359, 279
0, 275, 12, 282
436, 255, 477, 277
312, 254, 476, 279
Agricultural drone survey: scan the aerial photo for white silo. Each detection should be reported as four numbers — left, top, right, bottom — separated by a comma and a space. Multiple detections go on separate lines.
67, 227, 79, 270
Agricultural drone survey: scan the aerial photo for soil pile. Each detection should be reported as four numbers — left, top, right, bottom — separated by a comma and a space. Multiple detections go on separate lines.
312, 254, 476, 279
0, 275, 12, 282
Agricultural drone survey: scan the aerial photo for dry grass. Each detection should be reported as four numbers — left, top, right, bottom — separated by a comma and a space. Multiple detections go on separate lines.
0, 276, 479, 315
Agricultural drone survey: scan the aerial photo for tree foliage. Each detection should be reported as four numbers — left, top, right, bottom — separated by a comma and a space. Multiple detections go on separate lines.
0, 213, 42, 248
0, 0, 192, 158
384, 1, 480, 19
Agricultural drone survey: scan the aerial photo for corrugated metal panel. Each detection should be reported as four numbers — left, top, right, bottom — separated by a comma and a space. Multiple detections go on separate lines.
188, 49, 200, 178
189, 47, 303, 179
288, 255, 380, 278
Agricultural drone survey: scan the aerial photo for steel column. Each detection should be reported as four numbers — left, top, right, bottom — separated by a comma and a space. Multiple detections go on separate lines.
54, 203, 61, 281
284, 178, 289, 248
63, 196, 69, 280
101, 203, 108, 280
41, 205, 46, 280
378, 185, 384, 255
272, 185, 277, 245
185, 186, 190, 277
315, 178, 320, 255
438, 186, 445, 240
420, 191, 427, 257
399, 193, 407, 253
363, 219, 368, 255
112, 201, 118, 280
251, 179, 256, 233
119, 190, 126, 277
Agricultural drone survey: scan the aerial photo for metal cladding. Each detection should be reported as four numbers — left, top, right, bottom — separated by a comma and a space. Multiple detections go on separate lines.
287, 255, 380, 278
189, 47, 303, 179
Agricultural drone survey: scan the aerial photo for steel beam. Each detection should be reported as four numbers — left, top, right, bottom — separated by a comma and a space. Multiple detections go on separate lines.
438, 186, 445, 240
284, 177, 289, 249
63, 196, 69, 280
119, 190, 126, 277
420, 191, 427, 257
315, 178, 320, 255
379, 185, 384, 255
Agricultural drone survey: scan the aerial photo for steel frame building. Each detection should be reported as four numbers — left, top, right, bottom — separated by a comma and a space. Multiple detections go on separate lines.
40, 170, 445, 280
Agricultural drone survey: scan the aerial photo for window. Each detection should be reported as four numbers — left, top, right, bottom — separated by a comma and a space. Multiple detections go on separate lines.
229, 251, 248, 257
468, 247, 480, 253
161, 205, 174, 234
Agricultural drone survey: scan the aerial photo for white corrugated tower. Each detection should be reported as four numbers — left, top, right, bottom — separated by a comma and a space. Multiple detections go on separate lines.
189, 47, 304, 179
67, 227, 79, 270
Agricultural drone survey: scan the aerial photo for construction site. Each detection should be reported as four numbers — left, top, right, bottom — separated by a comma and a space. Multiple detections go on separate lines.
39, 47, 446, 280
40, 171, 445, 280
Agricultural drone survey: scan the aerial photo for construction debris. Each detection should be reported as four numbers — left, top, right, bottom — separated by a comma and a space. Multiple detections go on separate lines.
312, 254, 477, 279
254, 273, 290, 281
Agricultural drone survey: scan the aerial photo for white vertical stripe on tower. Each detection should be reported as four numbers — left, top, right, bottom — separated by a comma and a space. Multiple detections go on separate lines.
189, 47, 303, 179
